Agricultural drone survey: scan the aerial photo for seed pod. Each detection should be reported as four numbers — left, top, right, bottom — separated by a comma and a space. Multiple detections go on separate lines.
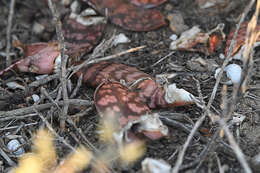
77, 61, 195, 109
0, 42, 60, 76
83, 0, 166, 31
94, 81, 168, 140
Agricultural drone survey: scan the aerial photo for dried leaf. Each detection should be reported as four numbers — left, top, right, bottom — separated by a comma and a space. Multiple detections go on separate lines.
129, 0, 167, 8
62, 18, 105, 56
225, 22, 260, 58
170, 23, 225, 55
83, 0, 166, 31
15, 42, 60, 74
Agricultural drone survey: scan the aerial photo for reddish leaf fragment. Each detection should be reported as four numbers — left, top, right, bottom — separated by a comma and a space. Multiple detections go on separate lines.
84, 0, 166, 31
129, 0, 167, 8
170, 23, 225, 55
62, 18, 105, 56
77, 61, 195, 109
225, 22, 260, 57
94, 81, 168, 140
0, 42, 60, 76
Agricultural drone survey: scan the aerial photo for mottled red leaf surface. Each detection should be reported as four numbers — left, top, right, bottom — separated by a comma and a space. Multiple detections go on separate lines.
0, 42, 60, 76
129, 0, 167, 8
77, 61, 195, 109
62, 18, 105, 56
225, 22, 260, 57
83, 0, 166, 31
94, 81, 168, 140
94, 81, 151, 126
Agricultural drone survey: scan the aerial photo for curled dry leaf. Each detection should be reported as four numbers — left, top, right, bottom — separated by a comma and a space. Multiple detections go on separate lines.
77, 61, 195, 109
83, 0, 166, 31
0, 42, 60, 76
129, 0, 167, 8
225, 22, 260, 60
94, 81, 168, 141
170, 23, 225, 55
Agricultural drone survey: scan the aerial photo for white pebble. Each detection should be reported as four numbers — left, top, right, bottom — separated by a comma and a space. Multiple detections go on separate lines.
169, 34, 178, 41
142, 158, 171, 173
113, 33, 130, 46
35, 74, 48, 80
32, 94, 40, 103
6, 81, 25, 90
214, 64, 242, 85
219, 53, 225, 59
7, 139, 24, 156
225, 64, 242, 84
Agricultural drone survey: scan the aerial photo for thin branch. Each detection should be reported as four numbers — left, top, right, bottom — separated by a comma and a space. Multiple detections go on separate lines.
47, 0, 69, 129
5, 0, 16, 66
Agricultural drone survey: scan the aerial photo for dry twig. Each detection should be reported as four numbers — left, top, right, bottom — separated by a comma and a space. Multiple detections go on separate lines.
5, 0, 16, 67
47, 0, 69, 129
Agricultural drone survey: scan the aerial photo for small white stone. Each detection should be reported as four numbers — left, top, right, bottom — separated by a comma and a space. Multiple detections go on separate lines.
7, 139, 24, 156
113, 33, 130, 46
169, 34, 178, 41
32, 22, 45, 34
35, 74, 48, 80
219, 53, 225, 59
225, 64, 242, 84
142, 158, 171, 173
32, 94, 40, 103
6, 81, 25, 90
70, 0, 80, 13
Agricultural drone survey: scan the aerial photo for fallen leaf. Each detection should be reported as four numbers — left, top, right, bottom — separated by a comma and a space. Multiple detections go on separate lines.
62, 17, 105, 56
129, 0, 167, 8
225, 22, 260, 59
170, 23, 225, 55
83, 0, 166, 31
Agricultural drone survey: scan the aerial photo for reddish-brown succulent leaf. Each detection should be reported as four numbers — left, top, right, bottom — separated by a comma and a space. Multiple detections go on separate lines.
225, 22, 260, 57
94, 81, 168, 140
0, 42, 60, 76
77, 61, 195, 109
62, 18, 105, 56
94, 81, 151, 127
129, 0, 167, 8
83, 0, 166, 31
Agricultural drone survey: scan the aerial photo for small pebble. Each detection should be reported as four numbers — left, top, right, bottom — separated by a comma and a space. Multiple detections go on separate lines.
32, 94, 40, 103
7, 139, 25, 156
142, 158, 171, 173
113, 33, 130, 46
219, 53, 225, 59
225, 64, 242, 84
6, 81, 25, 90
169, 34, 178, 41
214, 64, 242, 85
